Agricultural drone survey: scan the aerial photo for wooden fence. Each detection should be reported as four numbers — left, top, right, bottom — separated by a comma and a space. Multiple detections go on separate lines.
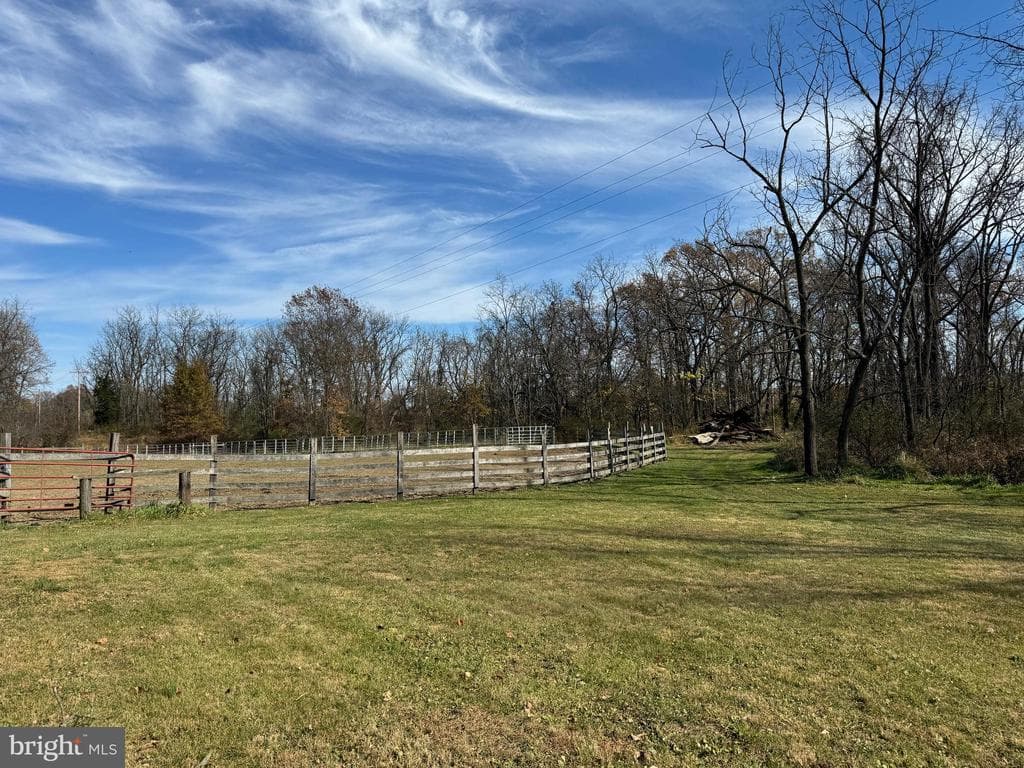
2, 428, 667, 521
134, 427, 667, 510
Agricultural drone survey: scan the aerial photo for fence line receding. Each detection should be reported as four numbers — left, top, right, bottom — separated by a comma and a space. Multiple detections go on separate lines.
2, 427, 667, 523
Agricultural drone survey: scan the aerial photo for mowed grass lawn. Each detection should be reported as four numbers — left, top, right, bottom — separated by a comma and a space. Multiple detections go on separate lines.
2, 448, 1023, 767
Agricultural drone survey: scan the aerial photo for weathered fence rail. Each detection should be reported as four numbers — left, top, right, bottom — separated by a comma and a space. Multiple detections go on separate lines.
135, 428, 667, 511
3, 428, 666, 522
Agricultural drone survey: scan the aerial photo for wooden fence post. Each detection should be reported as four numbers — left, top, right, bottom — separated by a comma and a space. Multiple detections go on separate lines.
472, 424, 480, 494
639, 426, 646, 468
178, 471, 192, 505
396, 431, 404, 500
308, 437, 318, 504
541, 429, 549, 486
623, 425, 630, 471
79, 477, 91, 519
209, 435, 218, 511
606, 423, 614, 474
587, 429, 595, 481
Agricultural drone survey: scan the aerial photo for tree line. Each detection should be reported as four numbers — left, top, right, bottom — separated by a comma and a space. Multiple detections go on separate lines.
3, 0, 1023, 480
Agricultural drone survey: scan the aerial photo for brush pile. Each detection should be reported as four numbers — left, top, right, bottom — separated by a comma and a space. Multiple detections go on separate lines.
690, 407, 775, 445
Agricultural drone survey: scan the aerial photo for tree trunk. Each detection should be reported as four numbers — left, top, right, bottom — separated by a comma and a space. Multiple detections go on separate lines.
896, 336, 917, 452
796, 331, 818, 477
837, 351, 874, 470
921, 268, 943, 417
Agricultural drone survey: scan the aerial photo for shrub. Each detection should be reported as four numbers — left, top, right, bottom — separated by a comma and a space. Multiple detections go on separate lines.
770, 414, 1024, 485
767, 433, 802, 472
876, 451, 932, 481
919, 439, 1024, 485
767, 433, 840, 476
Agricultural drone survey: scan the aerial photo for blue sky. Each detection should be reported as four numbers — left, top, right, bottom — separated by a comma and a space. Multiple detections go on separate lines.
1, 0, 1011, 387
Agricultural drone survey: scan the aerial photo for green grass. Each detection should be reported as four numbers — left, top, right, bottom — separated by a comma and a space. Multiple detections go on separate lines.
1, 447, 1022, 767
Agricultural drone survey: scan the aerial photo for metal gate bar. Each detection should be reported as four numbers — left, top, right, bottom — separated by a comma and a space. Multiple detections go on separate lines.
0, 449, 135, 518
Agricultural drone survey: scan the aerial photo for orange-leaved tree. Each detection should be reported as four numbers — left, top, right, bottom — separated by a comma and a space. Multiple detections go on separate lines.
160, 360, 224, 442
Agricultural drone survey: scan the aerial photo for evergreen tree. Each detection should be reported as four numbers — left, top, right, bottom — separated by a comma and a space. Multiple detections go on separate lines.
93, 374, 121, 428
160, 361, 224, 442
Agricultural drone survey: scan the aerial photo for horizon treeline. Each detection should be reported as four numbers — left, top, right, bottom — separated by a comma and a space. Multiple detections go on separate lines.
3, 0, 1024, 480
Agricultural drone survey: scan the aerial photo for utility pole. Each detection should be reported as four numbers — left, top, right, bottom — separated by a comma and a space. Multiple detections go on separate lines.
72, 361, 85, 439
76, 367, 82, 437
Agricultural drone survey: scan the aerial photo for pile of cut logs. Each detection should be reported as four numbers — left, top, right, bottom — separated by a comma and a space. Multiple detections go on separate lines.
690, 408, 776, 445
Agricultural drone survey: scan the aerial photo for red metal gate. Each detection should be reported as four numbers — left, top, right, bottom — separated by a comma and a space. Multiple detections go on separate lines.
0, 448, 135, 522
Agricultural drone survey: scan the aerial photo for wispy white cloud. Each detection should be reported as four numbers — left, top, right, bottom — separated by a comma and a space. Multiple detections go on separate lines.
71, 0, 200, 88
0, 217, 95, 245
303, 0, 581, 119
542, 27, 630, 66
0, 0, 741, 194
184, 50, 318, 139
2, 0, 764, 386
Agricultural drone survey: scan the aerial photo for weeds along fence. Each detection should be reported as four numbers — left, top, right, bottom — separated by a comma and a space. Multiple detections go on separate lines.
2, 428, 666, 522
129, 425, 557, 456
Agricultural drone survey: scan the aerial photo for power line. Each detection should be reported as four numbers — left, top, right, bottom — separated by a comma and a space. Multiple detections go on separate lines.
337, 121, 704, 293
349, 145, 696, 298
236, 2, 1011, 330
344, 0, 1006, 296
398, 182, 755, 314
398, 72, 1015, 316
358, 18, 1007, 301
354, 126, 775, 300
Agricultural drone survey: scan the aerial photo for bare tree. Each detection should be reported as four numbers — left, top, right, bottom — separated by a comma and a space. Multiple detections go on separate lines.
88, 306, 162, 431
959, 1, 1024, 98
882, 82, 1024, 442
819, 0, 938, 468
703, 14, 839, 475
0, 299, 51, 435
703, 0, 942, 474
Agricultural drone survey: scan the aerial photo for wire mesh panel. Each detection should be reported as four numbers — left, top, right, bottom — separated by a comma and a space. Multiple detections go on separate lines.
133, 426, 559, 455
501, 426, 553, 445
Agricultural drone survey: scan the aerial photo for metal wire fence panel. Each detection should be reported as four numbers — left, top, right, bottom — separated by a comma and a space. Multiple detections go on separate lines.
130, 426, 558, 455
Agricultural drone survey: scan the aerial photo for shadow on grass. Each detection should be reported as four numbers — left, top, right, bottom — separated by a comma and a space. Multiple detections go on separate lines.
417, 520, 1024, 564
417, 524, 1024, 607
